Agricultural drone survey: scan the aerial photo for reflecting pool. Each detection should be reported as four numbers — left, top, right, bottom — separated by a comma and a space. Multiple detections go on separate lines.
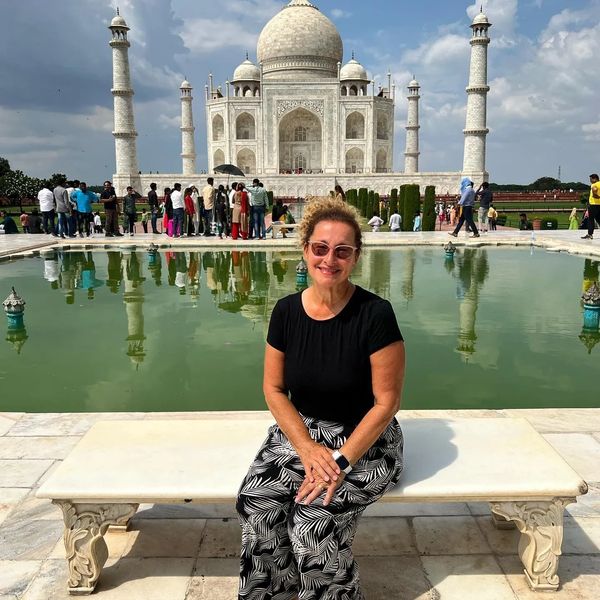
0, 247, 599, 412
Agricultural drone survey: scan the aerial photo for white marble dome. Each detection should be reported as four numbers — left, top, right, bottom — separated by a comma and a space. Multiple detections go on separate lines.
110, 14, 128, 28
408, 78, 420, 88
257, 0, 343, 80
340, 58, 368, 81
233, 59, 260, 82
472, 11, 490, 25
180, 79, 192, 89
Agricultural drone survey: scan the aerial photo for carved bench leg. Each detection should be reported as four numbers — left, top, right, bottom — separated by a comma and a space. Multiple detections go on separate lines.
489, 505, 516, 530
489, 499, 574, 592
54, 501, 138, 595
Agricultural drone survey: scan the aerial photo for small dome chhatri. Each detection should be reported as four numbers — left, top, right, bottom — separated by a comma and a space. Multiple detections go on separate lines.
472, 6, 490, 26
233, 58, 261, 82
340, 57, 368, 82
257, 0, 343, 80
110, 8, 129, 29
180, 79, 192, 89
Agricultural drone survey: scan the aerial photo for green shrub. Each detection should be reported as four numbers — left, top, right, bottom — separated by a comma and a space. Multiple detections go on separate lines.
374, 192, 380, 216
358, 188, 368, 217
496, 214, 507, 226
367, 190, 375, 217
380, 207, 389, 225
389, 188, 398, 215
422, 186, 436, 231
540, 218, 558, 230
267, 190, 274, 209
403, 185, 421, 231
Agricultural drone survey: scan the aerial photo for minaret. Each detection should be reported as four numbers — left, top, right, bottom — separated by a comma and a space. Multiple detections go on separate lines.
109, 10, 139, 177
404, 77, 421, 174
462, 9, 492, 177
180, 79, 196, 175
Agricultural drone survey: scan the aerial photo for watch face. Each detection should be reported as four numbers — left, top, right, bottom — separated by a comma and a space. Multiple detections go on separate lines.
336, 454, 350, 470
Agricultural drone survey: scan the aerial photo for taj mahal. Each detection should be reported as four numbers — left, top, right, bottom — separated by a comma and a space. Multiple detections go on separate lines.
109, 0, 492, 196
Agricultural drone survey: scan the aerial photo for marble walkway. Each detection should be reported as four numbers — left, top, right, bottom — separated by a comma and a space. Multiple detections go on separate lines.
0, 408, 599, 600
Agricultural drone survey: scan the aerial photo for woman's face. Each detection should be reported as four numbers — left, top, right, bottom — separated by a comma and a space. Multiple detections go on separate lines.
303, 220, 359, 288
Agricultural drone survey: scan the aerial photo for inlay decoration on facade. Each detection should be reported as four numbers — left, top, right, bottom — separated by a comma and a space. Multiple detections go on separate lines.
277, 99, 324, 118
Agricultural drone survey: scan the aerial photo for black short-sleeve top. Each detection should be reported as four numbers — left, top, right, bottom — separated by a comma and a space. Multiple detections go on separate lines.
267, 285, 403, 426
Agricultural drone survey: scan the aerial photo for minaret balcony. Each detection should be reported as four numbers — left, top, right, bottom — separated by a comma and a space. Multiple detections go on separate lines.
463, 128, 489, 135
465, 86, 490, 93
111, 88, 135, 96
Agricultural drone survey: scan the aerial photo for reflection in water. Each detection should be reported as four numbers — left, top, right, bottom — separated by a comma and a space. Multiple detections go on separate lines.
122, 251, 146, 366
580, 259, 600, 354
401, 249, 416, 302
447, 249, 489, 361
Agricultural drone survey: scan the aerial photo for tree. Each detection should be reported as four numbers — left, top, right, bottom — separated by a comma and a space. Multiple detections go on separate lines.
403, 185, 421, 231
358, 188, 368, 217
0, 170, 43, 201
529, 177, 561, 191
0, 157, 10, 179
422, 186, 436, 231
44, 173, 68, 190
389, 188, 398, 215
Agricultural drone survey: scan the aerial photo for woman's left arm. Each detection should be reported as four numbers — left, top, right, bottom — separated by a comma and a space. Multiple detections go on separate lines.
296, 340, 405, 506
339, 340, 405, 465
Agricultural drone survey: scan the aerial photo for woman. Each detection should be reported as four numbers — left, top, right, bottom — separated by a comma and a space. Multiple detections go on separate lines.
231, 183, 243, 240
239, 184, 250, 240
184, 187, 196, 236
162, 187, 173, 236
237, 198, 405, 599
569, 207, 579, 230
334, 184, 346, 202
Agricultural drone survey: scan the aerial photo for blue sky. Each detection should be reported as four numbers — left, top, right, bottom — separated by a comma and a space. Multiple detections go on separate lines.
0, 0, 598, 185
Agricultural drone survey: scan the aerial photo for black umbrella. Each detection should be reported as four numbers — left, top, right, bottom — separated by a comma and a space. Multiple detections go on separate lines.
214, 164, 245, 177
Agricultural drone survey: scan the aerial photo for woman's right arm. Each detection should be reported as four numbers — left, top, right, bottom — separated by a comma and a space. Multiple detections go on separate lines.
263, 343, 340, 483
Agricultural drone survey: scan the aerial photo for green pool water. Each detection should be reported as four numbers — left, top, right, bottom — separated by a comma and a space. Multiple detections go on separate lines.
0, 247, 598, 413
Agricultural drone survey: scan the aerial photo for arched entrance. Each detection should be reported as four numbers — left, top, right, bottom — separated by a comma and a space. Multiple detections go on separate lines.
278, 108, 322, 174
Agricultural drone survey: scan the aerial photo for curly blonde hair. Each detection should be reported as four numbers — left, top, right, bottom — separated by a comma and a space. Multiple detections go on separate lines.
298, 197, 362, 251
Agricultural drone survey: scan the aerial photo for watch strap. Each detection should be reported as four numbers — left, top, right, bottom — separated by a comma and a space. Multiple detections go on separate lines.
332, 450, 352, 474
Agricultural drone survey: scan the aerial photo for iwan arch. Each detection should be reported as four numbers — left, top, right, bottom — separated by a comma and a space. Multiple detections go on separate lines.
109, 0, 492, 196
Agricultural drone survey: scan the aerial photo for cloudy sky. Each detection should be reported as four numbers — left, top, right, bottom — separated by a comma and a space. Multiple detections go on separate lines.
0, 0, 597, 185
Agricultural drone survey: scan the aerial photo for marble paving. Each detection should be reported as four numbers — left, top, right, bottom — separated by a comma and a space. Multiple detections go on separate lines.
0, 409, 599, 599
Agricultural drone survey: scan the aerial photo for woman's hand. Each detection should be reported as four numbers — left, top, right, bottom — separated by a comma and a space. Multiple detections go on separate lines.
297, 441, 340, 483
295, 473, 345, 507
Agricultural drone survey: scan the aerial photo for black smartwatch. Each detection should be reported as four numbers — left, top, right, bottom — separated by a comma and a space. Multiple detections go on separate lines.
332, 450, 352, 474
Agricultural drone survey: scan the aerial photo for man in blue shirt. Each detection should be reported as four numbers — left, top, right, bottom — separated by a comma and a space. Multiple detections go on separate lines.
70, 182, 98, 238
449, 177, 480, 238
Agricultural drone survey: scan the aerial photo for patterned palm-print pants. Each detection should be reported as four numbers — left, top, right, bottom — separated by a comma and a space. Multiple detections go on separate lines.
236, 415, 404, 600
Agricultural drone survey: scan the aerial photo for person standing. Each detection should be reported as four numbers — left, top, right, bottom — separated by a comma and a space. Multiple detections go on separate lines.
582, 173, 600, 240
184, 187, 196, 236
147, 182, 160, 234
247, 179, 268, 240
20, 211, 30, 234
66, 181, 79, 237
38, 184, 57, 236
70, 182, 97, 238
569, 207, 578, 230
100, 181, 121, 237
449, 178, 479, 238
368, 213, 384, 232
476, 181, 493, 233
488, 204, 498, 230
334, 184, 346, 202
413, 211, 422, 232
171, 182, 184, 238
215, 184, 229, 238
190, 185, 201, 235
123, 186, 141, 236
53, 178, 71, 239
389, 210, 402, 232
236, 197, 404, 600
202, 177, 216, 236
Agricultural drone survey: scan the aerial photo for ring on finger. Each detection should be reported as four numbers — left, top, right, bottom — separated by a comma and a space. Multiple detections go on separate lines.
317, 481, 327, 491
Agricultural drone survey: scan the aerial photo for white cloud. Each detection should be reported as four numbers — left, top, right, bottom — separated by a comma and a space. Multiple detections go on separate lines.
180, 19, 259, 54
331, 9, 352, 19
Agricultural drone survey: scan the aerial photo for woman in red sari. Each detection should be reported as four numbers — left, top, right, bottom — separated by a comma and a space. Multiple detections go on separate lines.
239, 184, 250, 240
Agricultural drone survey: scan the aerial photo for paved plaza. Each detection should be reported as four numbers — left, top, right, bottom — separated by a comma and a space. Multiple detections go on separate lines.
1, 231, 599, 599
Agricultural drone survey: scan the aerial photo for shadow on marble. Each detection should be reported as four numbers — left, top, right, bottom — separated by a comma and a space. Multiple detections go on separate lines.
123, 518, 206, 558
413, 515, 492, 555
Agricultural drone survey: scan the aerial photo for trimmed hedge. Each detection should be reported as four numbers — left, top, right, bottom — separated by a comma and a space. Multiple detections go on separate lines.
422, 185, 436, 231
403, 184, 421, 231
358, 188, 368, 217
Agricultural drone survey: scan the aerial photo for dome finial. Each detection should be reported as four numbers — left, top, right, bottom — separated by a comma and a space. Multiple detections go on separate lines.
352, 50, 355, 60
245, 51, 249, 60
116, 6, 120, 15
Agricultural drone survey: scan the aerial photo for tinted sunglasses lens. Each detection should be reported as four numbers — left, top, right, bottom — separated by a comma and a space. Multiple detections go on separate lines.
311, 243, 330, 257
335, 246, 354, 259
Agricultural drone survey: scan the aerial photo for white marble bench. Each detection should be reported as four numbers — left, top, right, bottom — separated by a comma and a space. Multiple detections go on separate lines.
36, 417, 588, 595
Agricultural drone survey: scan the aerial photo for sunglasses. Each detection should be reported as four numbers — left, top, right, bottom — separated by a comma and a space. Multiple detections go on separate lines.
307, 240, 357, 260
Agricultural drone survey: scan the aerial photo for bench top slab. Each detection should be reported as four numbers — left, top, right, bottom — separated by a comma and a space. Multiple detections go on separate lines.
36, 417, 587, 503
